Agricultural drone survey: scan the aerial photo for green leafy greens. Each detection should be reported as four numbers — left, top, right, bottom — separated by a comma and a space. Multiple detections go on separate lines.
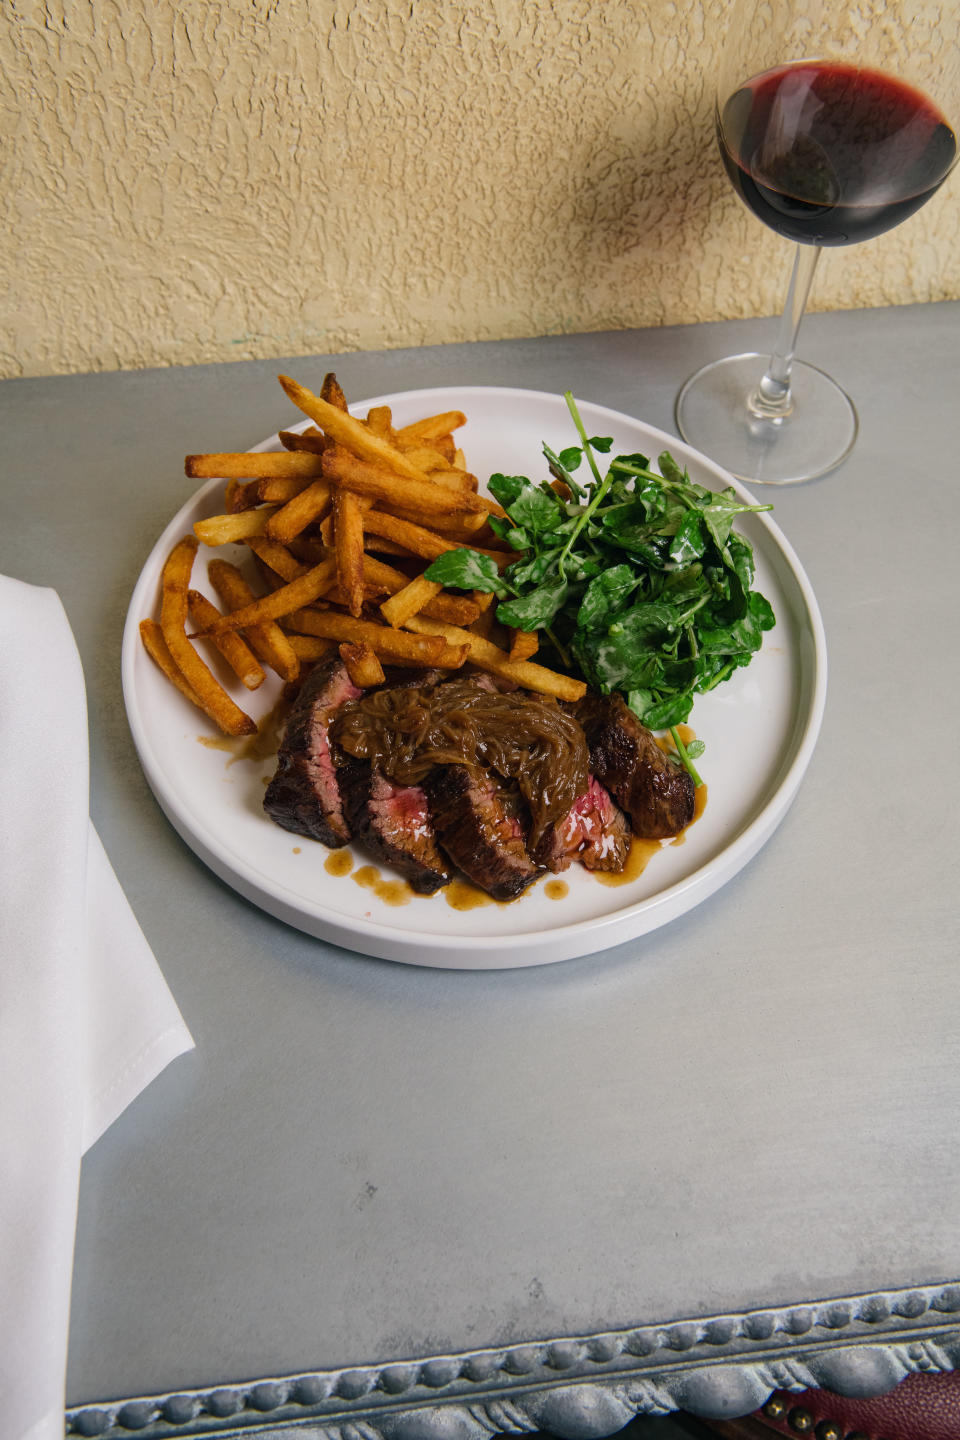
424, 392, 776, 783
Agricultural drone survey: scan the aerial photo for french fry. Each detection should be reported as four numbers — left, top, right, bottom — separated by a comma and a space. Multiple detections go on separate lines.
394, 410, 467, 444
358, 553, 480, 626
285, 535, 329, 567
410, 508, 489, 538
361, 508, 511, 568
185, 451, 325, 480
380, 574, 443, 629
279, 426, 327, 453
339, 641, 386, 688
139, 619, 202, 708
187, 589, 265, 690
265, 478, 332, 543
225, 478, 262, 512
194, 507, 278, 546
418, 593, 481, 627
278, 375, 432, 483
227, 475, 311, 509
158, 536, 256, 735
320, 372, 348, 410
323, 445, 499, 519
324, 580, 393, 608
509, 629, 540, 662
206, 559, 301, 682
196, 557, 339, 635
399, 442, 461, 472
256, 475, 313, 504
402, 616, 586, 702
332, 490, 365, 618
245, 535, 310, 583
468, 605, 498, 641
365, 404, 393, 436
286, 634, 337, 662
350, 530, 411, 559
282, 608, 452, 667
428, 467, 479, 493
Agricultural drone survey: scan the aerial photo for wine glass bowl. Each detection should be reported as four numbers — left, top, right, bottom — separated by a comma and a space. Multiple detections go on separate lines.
676, 0, 959, 485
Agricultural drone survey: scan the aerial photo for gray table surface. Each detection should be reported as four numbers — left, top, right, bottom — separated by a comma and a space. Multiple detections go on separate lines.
2, 302, 959, 1438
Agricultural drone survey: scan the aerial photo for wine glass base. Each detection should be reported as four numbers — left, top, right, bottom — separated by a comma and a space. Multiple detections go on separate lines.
675, 352, 858, 485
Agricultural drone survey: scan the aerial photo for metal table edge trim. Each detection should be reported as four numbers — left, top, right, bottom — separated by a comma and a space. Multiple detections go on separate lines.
66, 1277, 960, 1437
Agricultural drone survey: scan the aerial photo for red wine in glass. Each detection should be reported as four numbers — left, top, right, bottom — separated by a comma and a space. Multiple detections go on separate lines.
677, 19, 959, 487
719, 62, 957, 246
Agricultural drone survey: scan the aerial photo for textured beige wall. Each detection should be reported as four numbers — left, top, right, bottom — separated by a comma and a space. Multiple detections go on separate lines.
2, 0, 957, 380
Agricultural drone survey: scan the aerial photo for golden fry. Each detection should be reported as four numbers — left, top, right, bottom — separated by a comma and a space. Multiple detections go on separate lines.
397, 442, 461, 473
286, 634, 336, 662
403, 616, 586, 702
509, 629, 540, 662
339, 641, 386, 688
279, 426, 327, 453
187, 589, 265, 690
282, 608, 452, 667
265, 478, 332, 543
185, 451, 325, 480
332, 490, 365, 618
320, 372, 348, 410
225, 478, 262, 512
139, 619, 202, 708
357, 553, 479, 626
256, 475, 313, 505
361, 508, 511, 567
365, 404, 393, 436
206, 559, 300, 682
279, 375, 431, 483
245, 536, 310, 583
323, 445, 498, 519
196, 558, 339, 635
380, 574, 443, 629
422, 593, 482, 626
394, 411, 467, 444
158, 536, 256, 735
193, 508, 278, 546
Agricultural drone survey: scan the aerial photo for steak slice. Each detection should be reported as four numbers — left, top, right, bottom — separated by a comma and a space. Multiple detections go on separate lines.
575, 692, 695, 839
338, 759, 452, 895
263, 658, 361, 846
533, 776, 631, 873
426, 764, 541, 902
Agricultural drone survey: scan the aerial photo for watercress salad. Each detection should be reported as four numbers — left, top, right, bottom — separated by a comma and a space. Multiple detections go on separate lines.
424, 392, 776, 784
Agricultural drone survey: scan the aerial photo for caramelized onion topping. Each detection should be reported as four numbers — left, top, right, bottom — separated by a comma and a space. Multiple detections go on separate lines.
330, 677, 589, 845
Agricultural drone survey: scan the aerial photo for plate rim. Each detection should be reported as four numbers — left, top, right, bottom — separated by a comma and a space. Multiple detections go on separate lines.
121, 384, 827, 968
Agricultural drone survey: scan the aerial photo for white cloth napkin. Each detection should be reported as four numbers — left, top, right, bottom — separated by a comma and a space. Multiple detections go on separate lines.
0, 575, 194, 1440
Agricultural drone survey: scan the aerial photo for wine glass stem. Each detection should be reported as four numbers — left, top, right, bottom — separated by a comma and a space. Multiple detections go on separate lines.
749, 243, 823, 420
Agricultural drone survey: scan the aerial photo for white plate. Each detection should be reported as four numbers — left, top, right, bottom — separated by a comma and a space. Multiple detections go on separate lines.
122, 386, 826, 969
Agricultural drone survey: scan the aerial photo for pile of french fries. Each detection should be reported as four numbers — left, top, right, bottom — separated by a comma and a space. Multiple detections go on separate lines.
141, 373, 587, 737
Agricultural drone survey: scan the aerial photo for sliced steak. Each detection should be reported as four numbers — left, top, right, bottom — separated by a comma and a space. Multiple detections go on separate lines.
533, 776, 631, 873
426, 765, 541, 902
575, 692, 695, 839
263, 658, 361, 846
338, 759, 452, 895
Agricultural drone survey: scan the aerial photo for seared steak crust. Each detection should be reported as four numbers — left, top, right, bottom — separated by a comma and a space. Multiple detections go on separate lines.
263, 658, 360, 846
338, 759, 452, 895
425, 765, 541, 901
263, 663, 698, 896
575, 692, 695, 839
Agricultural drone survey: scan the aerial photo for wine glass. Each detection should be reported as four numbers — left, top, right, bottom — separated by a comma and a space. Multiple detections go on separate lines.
675, 0, 959, 485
